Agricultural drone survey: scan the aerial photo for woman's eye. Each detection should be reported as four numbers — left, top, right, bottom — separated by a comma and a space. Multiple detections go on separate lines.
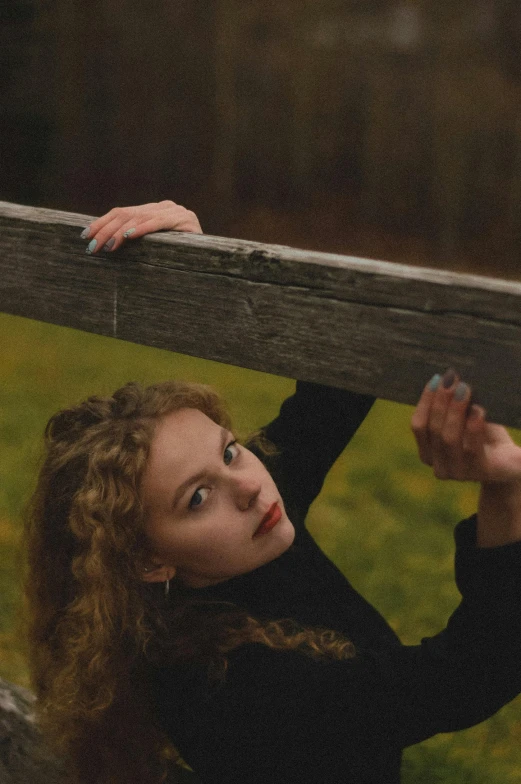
189, 487, 209, 509
224, 440, 239, 466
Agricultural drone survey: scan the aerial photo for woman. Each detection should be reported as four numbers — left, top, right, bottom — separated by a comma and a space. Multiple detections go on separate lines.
25, 202, 521, 784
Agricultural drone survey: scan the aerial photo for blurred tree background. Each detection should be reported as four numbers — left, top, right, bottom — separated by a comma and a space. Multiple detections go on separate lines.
1, 1, 521, 781
2, 0, 521, 272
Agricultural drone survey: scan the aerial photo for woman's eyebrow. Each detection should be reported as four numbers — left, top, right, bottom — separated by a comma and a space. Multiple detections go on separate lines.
171, 427, 230, 510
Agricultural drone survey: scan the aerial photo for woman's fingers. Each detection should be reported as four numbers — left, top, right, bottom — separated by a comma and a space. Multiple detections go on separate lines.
414, 372, 521, 483
81, 201, 203, 254
83, 203, 157, 244
410, 373, 440, 465
462, 405, 487, 459
411, 369, 460, 466
431, 376, 473, 478
412, 370, 481, 479
84, 215, 128, 253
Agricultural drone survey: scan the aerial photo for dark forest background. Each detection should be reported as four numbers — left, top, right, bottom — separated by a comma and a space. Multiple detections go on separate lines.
2, 0, 521, 275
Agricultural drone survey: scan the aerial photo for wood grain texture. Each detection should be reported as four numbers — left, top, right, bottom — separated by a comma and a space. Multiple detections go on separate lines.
1, 201, 521, 427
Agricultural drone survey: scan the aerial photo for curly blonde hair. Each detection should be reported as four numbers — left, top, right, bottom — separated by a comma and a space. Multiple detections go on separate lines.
23, 380, 355, 784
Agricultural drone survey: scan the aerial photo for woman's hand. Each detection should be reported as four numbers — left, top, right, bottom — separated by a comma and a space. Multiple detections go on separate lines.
80, 200, 203, 254
411, 369, 521, 485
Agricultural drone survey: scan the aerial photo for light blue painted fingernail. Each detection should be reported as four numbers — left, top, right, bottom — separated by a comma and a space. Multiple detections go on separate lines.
428, 373, 442, 391
80, 227, 90, 239
454, 382, 469, 402
123, 228, 136, 238
86, 239, 97, 254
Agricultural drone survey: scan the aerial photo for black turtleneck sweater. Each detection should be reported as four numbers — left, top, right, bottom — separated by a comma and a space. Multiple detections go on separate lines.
149, 382, 521, 784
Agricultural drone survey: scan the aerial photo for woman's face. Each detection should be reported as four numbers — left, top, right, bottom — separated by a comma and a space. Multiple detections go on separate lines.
140, 408, 295, 588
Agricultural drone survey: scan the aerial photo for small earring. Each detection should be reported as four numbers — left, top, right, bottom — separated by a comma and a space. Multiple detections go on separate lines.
165, 578, 170, 597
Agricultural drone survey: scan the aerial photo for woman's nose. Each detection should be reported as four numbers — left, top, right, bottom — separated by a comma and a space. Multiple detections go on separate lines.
233, 474, 261, 510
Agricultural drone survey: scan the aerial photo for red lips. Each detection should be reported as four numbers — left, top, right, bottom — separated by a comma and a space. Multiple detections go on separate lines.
253, 503, 282, 538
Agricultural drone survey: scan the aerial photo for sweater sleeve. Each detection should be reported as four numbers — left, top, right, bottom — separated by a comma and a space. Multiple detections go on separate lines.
388, 512, 521, 746
247, 380, 375, 522
236, 515, 521, 752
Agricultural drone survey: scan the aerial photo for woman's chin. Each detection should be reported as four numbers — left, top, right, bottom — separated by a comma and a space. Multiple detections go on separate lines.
272, 516, 296, 553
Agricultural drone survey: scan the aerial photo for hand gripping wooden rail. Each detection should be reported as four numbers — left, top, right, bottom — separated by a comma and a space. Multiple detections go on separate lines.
1, 200, 520, 428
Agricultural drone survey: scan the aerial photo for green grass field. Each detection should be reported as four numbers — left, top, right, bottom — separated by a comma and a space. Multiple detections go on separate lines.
1, 313, 520, 782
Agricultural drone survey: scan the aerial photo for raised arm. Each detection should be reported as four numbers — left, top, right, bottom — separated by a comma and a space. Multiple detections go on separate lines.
247, 381, 375, 523
391, 368, 521, 741
248, 369, 521, 748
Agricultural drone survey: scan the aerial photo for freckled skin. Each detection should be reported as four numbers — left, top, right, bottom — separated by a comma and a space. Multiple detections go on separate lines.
140, 408, 295, 588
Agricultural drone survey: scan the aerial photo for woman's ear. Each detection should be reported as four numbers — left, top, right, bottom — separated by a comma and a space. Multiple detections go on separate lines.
141, 564, 176, 584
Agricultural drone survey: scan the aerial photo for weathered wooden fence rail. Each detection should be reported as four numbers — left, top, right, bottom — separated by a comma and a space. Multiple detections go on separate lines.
1, 200, 521, 427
